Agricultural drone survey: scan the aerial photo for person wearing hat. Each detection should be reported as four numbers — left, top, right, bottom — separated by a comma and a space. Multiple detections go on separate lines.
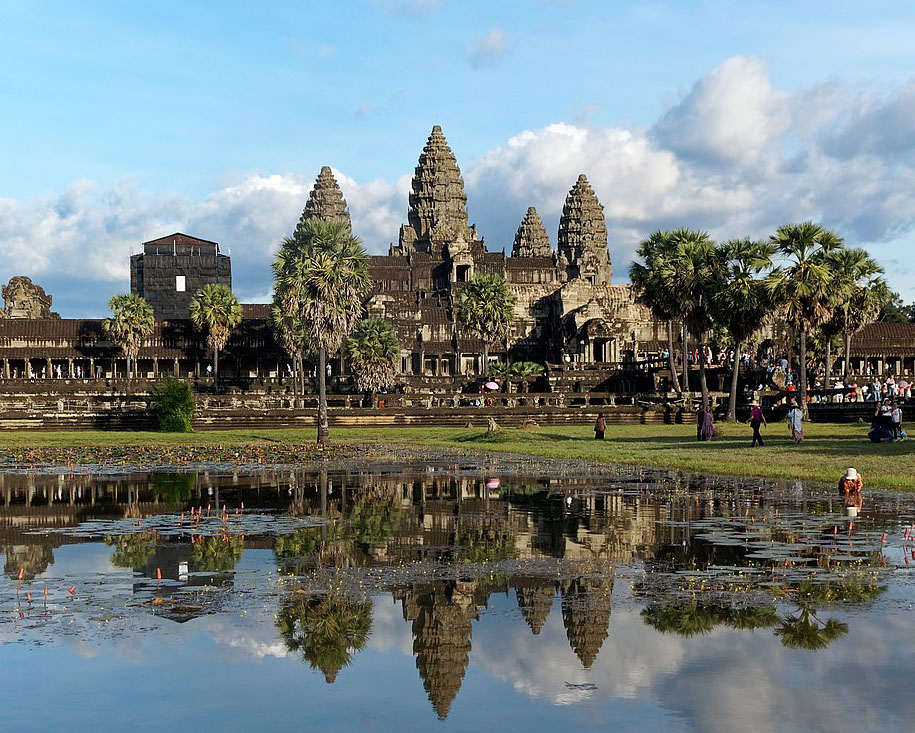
838, 468, 863, 517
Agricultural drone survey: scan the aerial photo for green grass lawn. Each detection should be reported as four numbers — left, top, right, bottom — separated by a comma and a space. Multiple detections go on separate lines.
0, 421, 911, 490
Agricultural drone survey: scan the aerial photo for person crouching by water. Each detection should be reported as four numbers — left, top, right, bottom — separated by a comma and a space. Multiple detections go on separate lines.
839, 467, 863, 517
786, 401, 804, 444
594, 412, 606, 440
749, 403, 767, 446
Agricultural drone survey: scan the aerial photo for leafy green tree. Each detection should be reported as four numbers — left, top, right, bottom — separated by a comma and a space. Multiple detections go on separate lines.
272, 219, 369, 444
766, 222, 844, 413
107, 532, 158, 570
712, 238, 776, 421
630, 230, 685, 394
879, 291, 915, 323
189, 283, 242, 390
454, 274, 516, 378
346, 317, 399, 406
102, 293, 154, 381
149, 376, 196, 431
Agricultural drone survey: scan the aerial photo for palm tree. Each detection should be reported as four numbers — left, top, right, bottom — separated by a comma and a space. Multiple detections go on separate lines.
272, 218, 369, 445
775, 603, 848, 650
102, 293, 154, 382
510, 361, 543, 393
630, 230, 684, 395
822, 248, 887, 380
661, 229, 726, 409
346, 317, 400, 407
189, 283, 242, 391
454, 274, 516, 378
766, 222, 844, 414
712, 239, 776, 421
276, 591, 373, 683
270, 300, 308, 404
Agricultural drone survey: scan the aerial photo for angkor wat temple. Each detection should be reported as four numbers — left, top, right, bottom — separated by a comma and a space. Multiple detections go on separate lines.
1, 125, 913, 412
0, 125, 662, 385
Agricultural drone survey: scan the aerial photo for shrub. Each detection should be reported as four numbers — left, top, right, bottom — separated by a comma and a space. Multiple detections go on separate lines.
150, 378, 196, 432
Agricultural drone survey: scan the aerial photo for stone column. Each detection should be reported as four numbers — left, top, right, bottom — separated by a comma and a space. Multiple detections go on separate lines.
174, 358, 179, 377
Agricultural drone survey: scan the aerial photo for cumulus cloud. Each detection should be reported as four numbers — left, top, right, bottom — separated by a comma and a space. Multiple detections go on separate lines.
466, 27, 507, 69
0, 169, 406, 316
4, 55, 915, 316
652, 56, 790, 166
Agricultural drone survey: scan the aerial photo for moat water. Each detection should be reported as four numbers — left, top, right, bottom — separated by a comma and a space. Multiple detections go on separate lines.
2, 458, 914, 732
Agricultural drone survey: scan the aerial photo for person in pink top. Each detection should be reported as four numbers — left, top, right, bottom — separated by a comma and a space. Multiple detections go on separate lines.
749, 403, 767, 446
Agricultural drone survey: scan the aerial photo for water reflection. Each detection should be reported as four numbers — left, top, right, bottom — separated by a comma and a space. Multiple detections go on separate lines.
0, 463, 911, 729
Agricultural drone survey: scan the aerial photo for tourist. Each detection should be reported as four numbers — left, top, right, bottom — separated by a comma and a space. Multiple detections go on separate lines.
886, 374, 897, 396
749, 403, 766, 447
838, 467, 863, 517
898, 377, 910, 400
593, 411, 606, 440
696, 406, 704, 440
891, 401, 903, 439
701, 406, 714, 441
786, 402, 804, 443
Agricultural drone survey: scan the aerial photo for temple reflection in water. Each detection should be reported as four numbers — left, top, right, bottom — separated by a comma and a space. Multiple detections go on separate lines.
0, 464, 894, 718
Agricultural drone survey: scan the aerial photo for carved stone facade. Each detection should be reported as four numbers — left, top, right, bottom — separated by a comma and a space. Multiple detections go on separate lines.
512, 207, 551, 258
0, 125, 665, 383
556, 174, 612, 285
364, 126, 660, 375
0, 277, 58, 319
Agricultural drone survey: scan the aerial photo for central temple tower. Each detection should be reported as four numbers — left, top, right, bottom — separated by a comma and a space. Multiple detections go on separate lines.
394, 125, 477, 256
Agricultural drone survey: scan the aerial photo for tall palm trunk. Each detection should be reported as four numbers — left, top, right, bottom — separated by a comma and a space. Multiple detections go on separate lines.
681, 323, 689, 397
727, 340, 742, 422
667, 321, 681, 394
798, 326, 809, 417
697, 332, 710, 410
317, 347, 329, 445
824, 339, 832, 388
482, 344, 489, 378
213, 347, 220, 391
843, 331, 852, 380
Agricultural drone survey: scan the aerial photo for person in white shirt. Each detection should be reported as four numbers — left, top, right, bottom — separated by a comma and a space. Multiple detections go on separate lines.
891, 401, 903, 439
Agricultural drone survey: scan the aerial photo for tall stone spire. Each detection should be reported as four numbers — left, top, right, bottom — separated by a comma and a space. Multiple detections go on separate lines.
297, 165, 351, 233
556, 174, 611, 285
561, 575, 613, 669
511, 207, 551, 258
401, 125, 472, 253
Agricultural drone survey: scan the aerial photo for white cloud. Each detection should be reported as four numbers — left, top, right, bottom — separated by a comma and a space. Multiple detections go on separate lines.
466, 27, 507, 69
652, 56, 789, 166
4, 56, 915, 316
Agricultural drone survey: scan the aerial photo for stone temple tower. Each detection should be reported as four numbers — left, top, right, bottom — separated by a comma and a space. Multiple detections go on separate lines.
296, 165, 352, 233
556, 174, 611, 285
397, 125, 475, 255
511, 207, 551, 258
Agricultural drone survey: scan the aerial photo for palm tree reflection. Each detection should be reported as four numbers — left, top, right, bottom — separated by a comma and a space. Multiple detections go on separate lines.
276, 591, 372, 683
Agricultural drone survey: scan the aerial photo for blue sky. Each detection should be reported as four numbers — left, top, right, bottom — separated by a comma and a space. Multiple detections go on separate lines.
3, 0, 915, 315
